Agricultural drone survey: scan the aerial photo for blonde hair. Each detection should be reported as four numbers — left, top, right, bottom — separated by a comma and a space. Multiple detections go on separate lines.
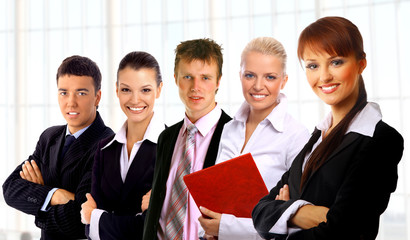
240, 36, 287, 74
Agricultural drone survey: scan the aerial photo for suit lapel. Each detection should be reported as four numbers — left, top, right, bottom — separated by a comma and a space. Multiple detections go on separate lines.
203, 110, 231, 169
301, 131, 361, 194
104, 142, 123, 197
122, 141, 153, 200
48, 129, 65, 184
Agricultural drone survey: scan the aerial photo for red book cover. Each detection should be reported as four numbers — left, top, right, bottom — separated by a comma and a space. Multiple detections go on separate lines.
183, 153, 268, 218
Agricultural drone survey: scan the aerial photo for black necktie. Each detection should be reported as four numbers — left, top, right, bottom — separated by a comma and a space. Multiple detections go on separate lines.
61, 135, 76, 159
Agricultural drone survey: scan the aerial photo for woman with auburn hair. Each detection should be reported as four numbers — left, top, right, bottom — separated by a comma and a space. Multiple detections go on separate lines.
252, 16, 404, 240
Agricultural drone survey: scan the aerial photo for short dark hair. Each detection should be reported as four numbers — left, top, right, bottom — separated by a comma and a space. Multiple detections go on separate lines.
117, 51, 162, 87
174, 38, 223, 81
56, 55, 102, 94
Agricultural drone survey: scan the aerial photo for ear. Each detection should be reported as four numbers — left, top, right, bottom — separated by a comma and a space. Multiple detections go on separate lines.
156, 82, 163, 99
115, 82, 119, 98
358, 58, 367, 74
280, 74, 288, 90
95, 90, 102, 107
174, 74, 177, 85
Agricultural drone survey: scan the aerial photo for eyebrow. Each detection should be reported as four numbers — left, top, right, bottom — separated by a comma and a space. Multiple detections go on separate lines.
58, 88, 90, 92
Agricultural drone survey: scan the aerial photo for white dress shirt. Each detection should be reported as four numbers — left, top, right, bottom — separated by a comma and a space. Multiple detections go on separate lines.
213, 93, 310, 240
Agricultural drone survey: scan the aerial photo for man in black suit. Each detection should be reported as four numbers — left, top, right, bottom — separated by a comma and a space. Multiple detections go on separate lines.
3, 55, 113, 239
143, 38, 231, 240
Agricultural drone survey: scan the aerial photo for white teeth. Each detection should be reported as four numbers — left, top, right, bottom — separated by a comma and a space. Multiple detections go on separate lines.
322, 85, 337, 91
129, 107, 144, 111
68, 112, 78, 115
252, 94, 266, 99
191, 97, 200, 100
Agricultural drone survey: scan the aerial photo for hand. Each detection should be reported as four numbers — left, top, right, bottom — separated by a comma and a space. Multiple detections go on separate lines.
141, 190, 151, 212
80, 193, 97, 224
275, 184, 290, 201
198, 206, 222, 237
20, 160, 44, 185
50, 189, 75, 205
289, 204, 329, 229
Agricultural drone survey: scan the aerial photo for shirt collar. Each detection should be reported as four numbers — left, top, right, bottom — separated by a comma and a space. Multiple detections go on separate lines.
317, 102, 382, 137
183, 104, 222, 137
65, 125, 90, 139
102, 112, 165, 149
234, 93, 288, 132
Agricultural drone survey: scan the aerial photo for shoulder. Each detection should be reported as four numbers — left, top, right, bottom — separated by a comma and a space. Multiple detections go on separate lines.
158, 120, 183, 142
40, 124, 66, 140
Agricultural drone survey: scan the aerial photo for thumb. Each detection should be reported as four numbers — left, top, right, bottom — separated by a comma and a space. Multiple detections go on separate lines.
86, 193, 93, 201
199, 206, 219, 219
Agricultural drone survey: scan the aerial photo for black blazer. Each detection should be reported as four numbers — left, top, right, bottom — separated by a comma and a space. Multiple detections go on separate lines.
252, 121, 404, 240
88, 135, 157, 240
143, 110, 231, 240
3, 112, 113, 240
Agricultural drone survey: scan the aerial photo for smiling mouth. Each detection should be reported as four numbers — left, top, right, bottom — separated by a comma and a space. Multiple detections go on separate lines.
251, 94, 267, 99
128, 106, 146, 111
190, 96, 201, 100
320, 85, 338, 91
67, 112, 79, 115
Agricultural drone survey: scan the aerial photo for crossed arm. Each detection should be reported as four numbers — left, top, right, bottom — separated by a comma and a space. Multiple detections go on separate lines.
20, 160, 74, 205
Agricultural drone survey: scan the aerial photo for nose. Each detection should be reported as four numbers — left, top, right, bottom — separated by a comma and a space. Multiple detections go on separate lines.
253, 77, 263, 91
191, 77, 201, 92
67, 93, 77, 107
319, 67, 333, 82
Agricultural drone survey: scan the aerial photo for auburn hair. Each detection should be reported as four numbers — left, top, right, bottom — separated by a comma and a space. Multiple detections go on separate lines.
298, 17, 368, 189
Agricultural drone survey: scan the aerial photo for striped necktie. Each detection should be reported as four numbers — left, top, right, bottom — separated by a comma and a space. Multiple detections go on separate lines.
165, 123, 198, 240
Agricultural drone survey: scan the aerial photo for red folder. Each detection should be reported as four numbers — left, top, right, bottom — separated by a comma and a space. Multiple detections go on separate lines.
183, 153, 268, 218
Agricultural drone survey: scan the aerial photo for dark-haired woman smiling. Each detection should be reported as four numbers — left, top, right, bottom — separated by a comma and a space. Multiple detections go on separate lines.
80, 51, 164, 240
252, 16, 404, 240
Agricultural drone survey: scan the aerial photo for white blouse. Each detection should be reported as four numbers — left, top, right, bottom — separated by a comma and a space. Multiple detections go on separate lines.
214, 93, 310, 240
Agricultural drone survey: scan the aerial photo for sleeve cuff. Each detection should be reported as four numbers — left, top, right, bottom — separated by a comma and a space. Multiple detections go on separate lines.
40, 188, 58, 211
219, 213, 262, 240
89, 209, 106, 240
269, 200, 312, 235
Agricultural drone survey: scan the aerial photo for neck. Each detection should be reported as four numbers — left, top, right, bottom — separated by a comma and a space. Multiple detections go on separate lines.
126, 112, 153, 143
186, 102, 216, 123
247, 103, 278, 125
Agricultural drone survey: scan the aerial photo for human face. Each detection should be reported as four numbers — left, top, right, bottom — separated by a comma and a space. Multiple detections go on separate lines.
58, 75, 101, 134
175, 59, 220, 123
117, 67, 162, 125
302, 48, 366, 113
241, 51, 288, 119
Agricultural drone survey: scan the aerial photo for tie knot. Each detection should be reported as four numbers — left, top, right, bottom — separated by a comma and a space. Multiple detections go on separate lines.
186, 123, 198, 136
65, 135, 76, 146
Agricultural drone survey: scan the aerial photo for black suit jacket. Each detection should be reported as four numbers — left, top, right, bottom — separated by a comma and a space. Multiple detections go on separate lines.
252, 121, 404, 240
88, 135, 157, 240
143, 110, 231, 240
3, 112, 113, 240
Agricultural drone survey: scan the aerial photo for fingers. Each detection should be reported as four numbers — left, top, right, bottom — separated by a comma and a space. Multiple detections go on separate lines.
30, 160, 44, 185
276, 184, 290, 201
199, 207, 216, 219
21, 161, 33, 182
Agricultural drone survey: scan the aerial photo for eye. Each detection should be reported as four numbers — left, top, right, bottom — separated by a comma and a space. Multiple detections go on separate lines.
306, 63, 318, 70
203, 76, 209, 80
331, 59, 344, 66
244, 73, 254, 79
121, 88, 131, 92
183, 75, 192, 80
78, 92, 87, 96
142, 88, 152, 93
59, 92, 67, 96
266, 75, 277, 80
